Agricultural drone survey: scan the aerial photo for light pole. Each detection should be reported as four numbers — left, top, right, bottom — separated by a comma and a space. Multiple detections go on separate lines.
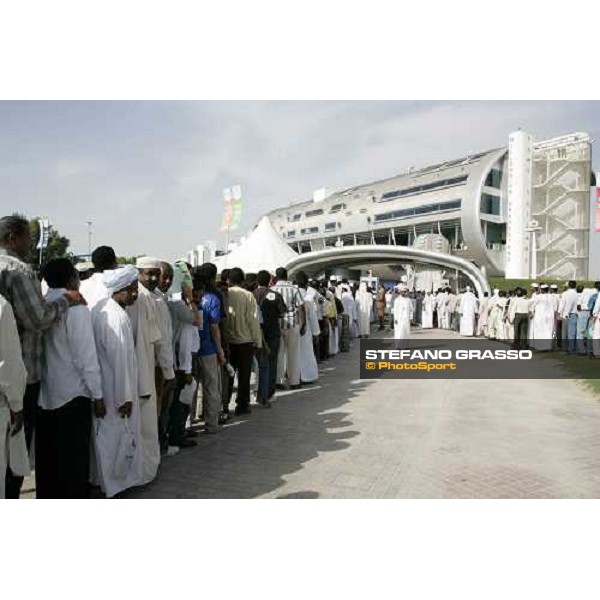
525, 220, 542, 279
86, 220, 93, 256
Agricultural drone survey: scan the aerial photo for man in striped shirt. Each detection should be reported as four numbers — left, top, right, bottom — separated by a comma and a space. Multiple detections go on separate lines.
271, 267, 306, 389
0, 215, 85, 498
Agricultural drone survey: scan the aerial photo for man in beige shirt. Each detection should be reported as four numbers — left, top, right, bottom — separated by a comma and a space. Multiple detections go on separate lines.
225, 268, 262, 416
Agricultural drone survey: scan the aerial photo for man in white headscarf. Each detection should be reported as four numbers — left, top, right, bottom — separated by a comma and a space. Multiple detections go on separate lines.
92, 266, 142, 498
487, 289, 502, 340
476, 292, 490, 337
459, 286, 478, 337
356, 281, 373, 338
393, 285, 413, 340
125, 257, 163, 487
422, 291, 435, 329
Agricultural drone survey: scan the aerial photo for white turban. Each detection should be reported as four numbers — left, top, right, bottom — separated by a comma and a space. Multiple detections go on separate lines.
103, 265, 138, 293
531, 282, 539, 288
136, 256, 161, 269
396, 284, 407, 292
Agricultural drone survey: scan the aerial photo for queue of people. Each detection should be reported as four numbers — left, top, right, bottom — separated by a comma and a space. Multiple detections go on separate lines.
416, 281, 600, 355
0, 215, 368, 499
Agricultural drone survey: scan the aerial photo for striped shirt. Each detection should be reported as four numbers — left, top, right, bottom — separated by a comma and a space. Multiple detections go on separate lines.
271, 280, 303, 329
0, 248, 68, 384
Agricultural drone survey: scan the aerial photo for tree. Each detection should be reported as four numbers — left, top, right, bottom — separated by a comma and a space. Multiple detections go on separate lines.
12, 213, 70, 266
117, 256, 138, 265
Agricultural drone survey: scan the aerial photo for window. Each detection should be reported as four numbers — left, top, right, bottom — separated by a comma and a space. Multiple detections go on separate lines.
300, 226, 319, 235
305, 209, 324, 218
359, 208, 367, 214
324, 222, 336, 231
288, 214, 302, 222
329, 203, 345, 213
373, 200, 461, 223
287, 230, 296, 238
480, 193, 501, 216
484, 168, 502, 188
379, 175, 468, 202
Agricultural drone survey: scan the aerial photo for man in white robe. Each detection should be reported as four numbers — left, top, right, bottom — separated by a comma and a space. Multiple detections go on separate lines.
422, 291, 434, 329
297, 275, 319, 384
393, 285, 413, 341
591, 283, 600, 357
459, 286, 478, 337
356, 282, 372, 338
487, 289, 502, 340
437, 289, 449, 329
0, 294, 28, 499
530, 284, 554, 351
341, 286, 358, 339
79, 245, 118, 309
527, 283, 540, 346
476, 292, 490, 337
92, 266, 142, 498
126, 257, 163, 486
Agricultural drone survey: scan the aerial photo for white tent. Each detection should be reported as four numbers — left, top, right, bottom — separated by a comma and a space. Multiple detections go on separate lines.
214, 216, 298, 274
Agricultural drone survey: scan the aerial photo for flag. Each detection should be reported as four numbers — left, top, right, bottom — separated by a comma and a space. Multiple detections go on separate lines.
36, 219, 50, 250
220, 185, 243, 232
595, 183, 600, 233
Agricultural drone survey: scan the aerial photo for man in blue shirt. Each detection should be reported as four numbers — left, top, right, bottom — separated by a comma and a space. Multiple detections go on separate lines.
196, 267, 226, 434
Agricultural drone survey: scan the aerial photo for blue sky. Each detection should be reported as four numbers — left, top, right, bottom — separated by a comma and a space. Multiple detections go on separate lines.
0, 100, 598, 274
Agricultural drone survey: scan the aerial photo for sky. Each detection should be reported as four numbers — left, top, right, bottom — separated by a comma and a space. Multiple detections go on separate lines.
0, 100, 598, 275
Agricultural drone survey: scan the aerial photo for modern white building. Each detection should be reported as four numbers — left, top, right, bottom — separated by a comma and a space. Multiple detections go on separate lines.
265, 130, 594, 279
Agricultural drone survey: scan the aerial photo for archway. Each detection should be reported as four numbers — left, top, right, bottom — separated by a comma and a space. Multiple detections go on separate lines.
285, 245, 491, 297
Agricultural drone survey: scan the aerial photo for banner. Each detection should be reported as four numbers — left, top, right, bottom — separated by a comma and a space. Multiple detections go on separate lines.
36, 219, 50, 250
220, 185, 243, 232
595, 184, 600, 233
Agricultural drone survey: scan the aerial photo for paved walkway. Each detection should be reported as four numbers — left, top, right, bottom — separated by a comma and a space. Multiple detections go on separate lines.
127, 328, 600, 499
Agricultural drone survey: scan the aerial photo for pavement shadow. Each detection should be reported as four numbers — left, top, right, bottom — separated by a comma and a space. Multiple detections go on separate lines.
126, 349, 372, 499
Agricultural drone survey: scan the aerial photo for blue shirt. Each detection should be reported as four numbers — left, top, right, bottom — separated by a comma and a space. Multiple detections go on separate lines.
199, 292, 222, 356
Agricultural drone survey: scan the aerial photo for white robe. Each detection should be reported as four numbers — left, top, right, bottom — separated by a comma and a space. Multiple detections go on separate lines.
0, 295, 29, 499
393, 296, 412, 340
126, 284, 161, 486
299, 291, 319, 383
459, 291, 477, 337
356, 284, 372, 336
341, 292, 358, 339
92, 298, 142, 498
592, 293, 600, 357
477, 297, 489, 336
79, 272, 110, 309
531, 294, 554, 351
422, 294, 434, 328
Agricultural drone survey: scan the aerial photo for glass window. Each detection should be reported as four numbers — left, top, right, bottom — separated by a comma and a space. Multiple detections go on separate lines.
305, 209, 324, 218
288, 214, 302, 222
480, 193, 501, 215
300, 226, 319, 235
287, 230, 296, 238
379, 175, 468, 202
484, 169, 502, 188
324, 222, 336, 231
329, 203, 345, 213
374, 199, 461, 222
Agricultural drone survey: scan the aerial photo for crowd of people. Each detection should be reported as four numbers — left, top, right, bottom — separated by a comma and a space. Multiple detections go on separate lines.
395, 282, 600, 355
2, 211, 599, 499
0, 215, 382, 499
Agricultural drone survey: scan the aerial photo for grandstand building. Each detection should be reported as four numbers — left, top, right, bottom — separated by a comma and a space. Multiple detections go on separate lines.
265, 131, 594, 279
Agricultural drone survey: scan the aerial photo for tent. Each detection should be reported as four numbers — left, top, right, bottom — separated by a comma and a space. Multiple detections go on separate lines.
214, 216, 298, 274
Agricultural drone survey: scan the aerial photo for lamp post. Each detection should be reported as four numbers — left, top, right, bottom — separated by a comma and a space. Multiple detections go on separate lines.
525, 220, 542, 279
86, 220, 93, 256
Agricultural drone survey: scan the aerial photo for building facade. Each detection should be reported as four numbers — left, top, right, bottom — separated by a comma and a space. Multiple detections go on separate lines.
265, 131, 593, 279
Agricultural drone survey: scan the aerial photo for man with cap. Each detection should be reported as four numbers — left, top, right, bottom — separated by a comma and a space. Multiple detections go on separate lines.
91, 265, 143, 498
125, 256, 164, 486
560, 280, 579, 355
549, 284, 560, 349
392, 284, 413, 340
527, 283, 540, 346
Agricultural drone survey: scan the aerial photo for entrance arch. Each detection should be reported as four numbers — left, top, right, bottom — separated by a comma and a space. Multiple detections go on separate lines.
285, 245, 491, 297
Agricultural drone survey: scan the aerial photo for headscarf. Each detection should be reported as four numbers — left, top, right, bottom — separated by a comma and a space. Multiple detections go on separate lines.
103, 265, 139, 293
136, 256, 161, 269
